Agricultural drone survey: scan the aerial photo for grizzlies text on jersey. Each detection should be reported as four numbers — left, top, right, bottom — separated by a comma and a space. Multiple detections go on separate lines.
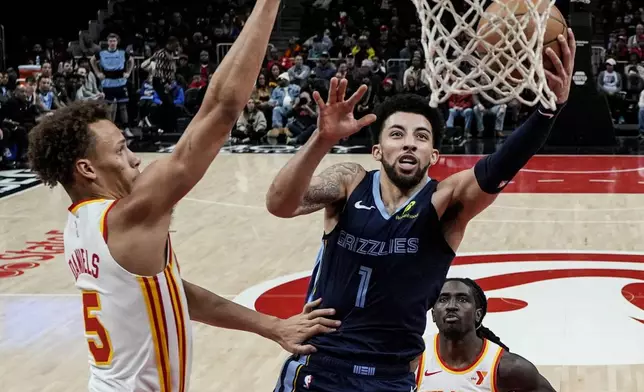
305, 170, 455, 366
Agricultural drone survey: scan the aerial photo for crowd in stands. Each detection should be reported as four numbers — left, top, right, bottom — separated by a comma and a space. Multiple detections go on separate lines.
598, 0, 644, 131
1, 0, 644, 168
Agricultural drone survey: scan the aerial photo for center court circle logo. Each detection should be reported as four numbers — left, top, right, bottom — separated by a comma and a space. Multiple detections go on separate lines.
234, 251, 644, 366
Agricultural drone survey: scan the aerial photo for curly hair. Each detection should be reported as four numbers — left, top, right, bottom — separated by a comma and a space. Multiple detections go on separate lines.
28, 101, 109, 188
370, 94, 445, 148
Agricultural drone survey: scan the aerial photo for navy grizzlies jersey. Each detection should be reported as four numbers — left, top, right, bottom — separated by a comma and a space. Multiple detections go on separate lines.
306, 170, 455, 365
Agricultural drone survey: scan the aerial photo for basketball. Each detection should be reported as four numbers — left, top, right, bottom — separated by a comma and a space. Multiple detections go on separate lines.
476, 0, 568, 76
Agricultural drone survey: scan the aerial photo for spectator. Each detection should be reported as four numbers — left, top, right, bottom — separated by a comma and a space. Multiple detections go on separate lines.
403, 56, 426, 86
36, 76, 64, 111
71, 31, 101, 57
446, 93, 474, 133
52, 73, 71, 106
0, 85, 41, 165
284, 37, 302, 59
75, 68, 104, 101
286, 91, 318, 144
376, 78, 397, 104
313, 52, 336, 81
269, 73, 300, 130
91, 33, 134, 133
288, 55, 311, 86
40, 62, 53, 79
0, 72, 9, 104
195, 50, 217, 82
351, 35, 376, 64
268, 64, 283, 88
473, 95, 507, 138
628, 24, 644, 49
598, 58, 623, 95
176, 55, 194, 86
232, 99, 267, 144
626, 52, 644, 79
399, 38, 420, 59
306, 32, 334, 59
137, 78, 160, 127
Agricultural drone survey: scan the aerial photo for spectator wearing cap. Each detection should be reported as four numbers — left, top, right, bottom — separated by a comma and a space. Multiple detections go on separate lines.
351, 35, 376, 65
376, 78, 397, 104
269, 72, 300, 129
598, 58, 625, 123
598, 58, 623, 96
288, 55, 311, 86
313, 52, 337, 82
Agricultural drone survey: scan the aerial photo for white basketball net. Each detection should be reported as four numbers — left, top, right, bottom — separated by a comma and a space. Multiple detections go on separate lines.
411, 0, 558, 110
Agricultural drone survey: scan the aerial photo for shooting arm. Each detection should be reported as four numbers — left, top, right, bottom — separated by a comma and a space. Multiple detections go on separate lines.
182, 279, 279, 340
265, 132, 364, 218
118, 0, 281, 220
442, 104, 563, 223
497, 352, 557, 392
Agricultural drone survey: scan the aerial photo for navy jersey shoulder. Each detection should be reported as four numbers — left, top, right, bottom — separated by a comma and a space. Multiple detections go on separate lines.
306, 170, 456, 366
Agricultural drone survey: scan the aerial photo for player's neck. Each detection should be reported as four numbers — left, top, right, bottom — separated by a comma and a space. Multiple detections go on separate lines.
378, 173, 426, 209
438, 332, 484, 369
67, 185, 120, 205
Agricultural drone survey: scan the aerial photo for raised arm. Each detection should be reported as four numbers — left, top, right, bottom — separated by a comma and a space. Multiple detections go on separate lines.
496, 352, 557, 392
182, 280, 340, 354
266, 77, 376, 218
117, 0, 280, 221
437, 29, 575, 248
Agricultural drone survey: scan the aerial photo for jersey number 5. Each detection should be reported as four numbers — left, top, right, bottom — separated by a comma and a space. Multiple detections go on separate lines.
355, 266, 372, 308
82, 291, 113, 366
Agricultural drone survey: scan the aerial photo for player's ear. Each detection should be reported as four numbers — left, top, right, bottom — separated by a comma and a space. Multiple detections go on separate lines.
430, 149, 439, 166
372, 143, 382, 162
76, 159, 98, 182
475, 308, 483, 325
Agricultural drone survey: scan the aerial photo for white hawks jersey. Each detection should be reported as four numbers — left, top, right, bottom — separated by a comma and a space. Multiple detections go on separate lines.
416, 334, 504, 392
64, 199, 193, 392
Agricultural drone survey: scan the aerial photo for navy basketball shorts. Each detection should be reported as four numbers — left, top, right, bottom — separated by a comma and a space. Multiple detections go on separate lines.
273, 354, 417, 392
102, 85, 129, 103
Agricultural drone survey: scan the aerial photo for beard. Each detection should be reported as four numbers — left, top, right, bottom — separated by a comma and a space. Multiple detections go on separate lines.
381, 158, 431, 191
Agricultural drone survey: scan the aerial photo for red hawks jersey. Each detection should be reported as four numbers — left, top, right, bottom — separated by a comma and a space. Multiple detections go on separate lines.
416, 334, 504, 392
64, 199, 193, 392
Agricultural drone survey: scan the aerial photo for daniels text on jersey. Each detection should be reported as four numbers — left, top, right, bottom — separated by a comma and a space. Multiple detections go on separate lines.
337, 230, 419, 255
68, 248, 100, 280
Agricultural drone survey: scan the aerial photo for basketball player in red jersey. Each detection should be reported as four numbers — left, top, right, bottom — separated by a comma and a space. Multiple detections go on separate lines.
27, 0, 339, 390
417, 278, 556, 392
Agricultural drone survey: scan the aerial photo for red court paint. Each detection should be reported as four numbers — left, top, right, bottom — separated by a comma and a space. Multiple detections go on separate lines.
430, 156, 644, 193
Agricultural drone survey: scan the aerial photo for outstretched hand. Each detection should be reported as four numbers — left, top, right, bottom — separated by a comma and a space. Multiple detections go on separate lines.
273, 298, 341, 355
544, 28, 576, 105
313, 77, 377, 143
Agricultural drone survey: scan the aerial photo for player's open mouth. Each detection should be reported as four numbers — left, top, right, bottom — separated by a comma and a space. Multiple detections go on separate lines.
398, 154, 418, 171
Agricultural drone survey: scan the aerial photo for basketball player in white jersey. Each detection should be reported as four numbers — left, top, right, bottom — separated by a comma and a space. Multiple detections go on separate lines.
416, 278, 555, 392
26, 0, 340, 390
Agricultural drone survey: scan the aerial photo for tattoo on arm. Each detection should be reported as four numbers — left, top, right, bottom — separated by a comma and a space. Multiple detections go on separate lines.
297, 163, 363, 215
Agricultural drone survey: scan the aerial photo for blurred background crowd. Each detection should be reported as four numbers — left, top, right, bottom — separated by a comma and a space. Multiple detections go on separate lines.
0, 0, 641, 168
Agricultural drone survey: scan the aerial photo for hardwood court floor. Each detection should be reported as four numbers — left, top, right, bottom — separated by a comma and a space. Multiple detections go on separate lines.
1, 153, 644, 392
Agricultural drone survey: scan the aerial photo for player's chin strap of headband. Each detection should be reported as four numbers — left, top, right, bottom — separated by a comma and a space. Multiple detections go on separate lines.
474, 102, 566, 194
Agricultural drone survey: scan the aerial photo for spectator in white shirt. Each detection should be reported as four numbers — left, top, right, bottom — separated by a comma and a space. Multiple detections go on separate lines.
597, 58, 622, 95
628, 24, 644, 49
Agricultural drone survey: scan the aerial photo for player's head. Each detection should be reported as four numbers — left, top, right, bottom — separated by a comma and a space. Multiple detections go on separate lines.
371, 94, 444, 190
28, 101, 141, 199
107, 33, 119, 50
432, 278, 509, 351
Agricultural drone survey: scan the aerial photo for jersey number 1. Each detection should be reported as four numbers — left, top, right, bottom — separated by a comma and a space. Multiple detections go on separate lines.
355, 266, 372, 308
82, 291, 113, 366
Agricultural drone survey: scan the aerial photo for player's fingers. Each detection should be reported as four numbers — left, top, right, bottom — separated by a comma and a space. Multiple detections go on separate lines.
306, 307, 336, 319
337, 78, 349, 103
346, 84, 368, 108
291, 344, 317, 355
557, 33, 571, 76
302, 297, 323, 314
357, 114, 377, 129
567, 28, 576, 73
312, 91, 326, 111
545, 46, 565, 79
327, 77, 339, 105
309, 316, 341, 328
544, 69, 563, 87
311, 324, 337, 335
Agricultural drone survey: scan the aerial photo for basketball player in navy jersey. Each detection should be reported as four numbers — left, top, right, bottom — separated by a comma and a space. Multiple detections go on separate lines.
267, 30, 575, 392
417, 278, 555, 392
